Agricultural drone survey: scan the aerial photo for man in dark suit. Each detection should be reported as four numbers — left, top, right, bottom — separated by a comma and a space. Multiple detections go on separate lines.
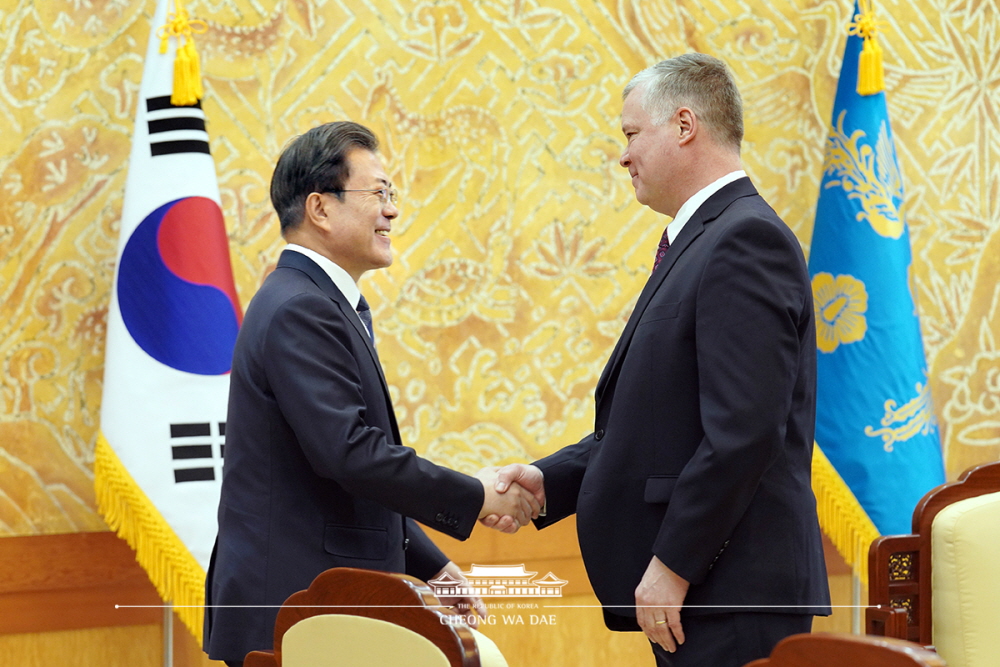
487, 53, 831, 666
203, 121, 540, 666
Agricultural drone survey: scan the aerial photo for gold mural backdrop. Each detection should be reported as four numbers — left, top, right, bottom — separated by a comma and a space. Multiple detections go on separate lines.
0, 0, 997, 537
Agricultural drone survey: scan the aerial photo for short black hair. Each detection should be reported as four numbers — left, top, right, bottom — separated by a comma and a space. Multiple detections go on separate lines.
269, 121, 380, 233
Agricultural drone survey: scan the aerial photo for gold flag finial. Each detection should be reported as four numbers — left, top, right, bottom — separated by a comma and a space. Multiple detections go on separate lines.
157, 0, 208, 106
848, 0, 888, 96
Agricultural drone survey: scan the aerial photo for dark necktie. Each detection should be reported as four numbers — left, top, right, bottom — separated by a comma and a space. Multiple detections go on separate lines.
356, 294, 374, 344
652, 226, 671, 273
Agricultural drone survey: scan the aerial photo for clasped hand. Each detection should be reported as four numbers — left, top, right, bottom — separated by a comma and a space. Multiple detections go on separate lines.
475, 464, 545, 534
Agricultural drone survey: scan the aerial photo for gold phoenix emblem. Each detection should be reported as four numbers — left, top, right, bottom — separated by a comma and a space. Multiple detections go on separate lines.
822, 110, 905, 239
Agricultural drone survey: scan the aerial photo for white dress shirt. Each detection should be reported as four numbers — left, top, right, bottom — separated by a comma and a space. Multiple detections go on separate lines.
664, 170, 747, 245
284, 244, 371, 337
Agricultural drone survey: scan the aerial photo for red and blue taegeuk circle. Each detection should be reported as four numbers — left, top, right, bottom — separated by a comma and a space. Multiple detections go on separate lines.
118, 196, 243, 375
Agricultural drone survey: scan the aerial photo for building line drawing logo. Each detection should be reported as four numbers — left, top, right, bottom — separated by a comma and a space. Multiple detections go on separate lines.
428, 564, 568, 598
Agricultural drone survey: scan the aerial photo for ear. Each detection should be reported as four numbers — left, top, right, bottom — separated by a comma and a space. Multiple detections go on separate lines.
676, 107, 697, 145
303, 191, 334, 232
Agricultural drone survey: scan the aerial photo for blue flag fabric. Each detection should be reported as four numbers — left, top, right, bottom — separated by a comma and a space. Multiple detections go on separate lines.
808, 3, 945, 536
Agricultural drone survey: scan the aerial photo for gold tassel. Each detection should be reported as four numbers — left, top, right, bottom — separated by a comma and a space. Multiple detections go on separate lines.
857, 29, 885, 95
172, 39, 203, 106
157, 0, 208, 106
849, 0, 888, 96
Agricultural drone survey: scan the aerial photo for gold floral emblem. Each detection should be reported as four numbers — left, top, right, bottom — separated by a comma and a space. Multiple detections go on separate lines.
822, 110, 905, 239
813, 272, 869, 353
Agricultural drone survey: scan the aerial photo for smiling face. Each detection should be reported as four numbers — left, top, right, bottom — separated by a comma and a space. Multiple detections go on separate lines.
318, 148, 398, 282
619, 85, 683, 217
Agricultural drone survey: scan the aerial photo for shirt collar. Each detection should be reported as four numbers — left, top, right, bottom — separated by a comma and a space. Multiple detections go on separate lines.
284, 244, 360, 310
666, 170, 747, 244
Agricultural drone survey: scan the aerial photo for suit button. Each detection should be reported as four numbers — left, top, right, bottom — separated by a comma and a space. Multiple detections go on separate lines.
595, 429, 605, 440
436, 513, 444, 522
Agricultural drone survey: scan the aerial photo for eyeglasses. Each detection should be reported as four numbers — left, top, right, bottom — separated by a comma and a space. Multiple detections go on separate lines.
325, 188, 399, 206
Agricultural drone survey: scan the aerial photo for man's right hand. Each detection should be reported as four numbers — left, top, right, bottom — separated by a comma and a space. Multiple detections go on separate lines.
478, 464, 545, 533
475, 467, 541, 530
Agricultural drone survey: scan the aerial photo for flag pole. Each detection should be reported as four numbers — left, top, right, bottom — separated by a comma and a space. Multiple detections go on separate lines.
163, 603, 174, 667
852, 541, 862, 633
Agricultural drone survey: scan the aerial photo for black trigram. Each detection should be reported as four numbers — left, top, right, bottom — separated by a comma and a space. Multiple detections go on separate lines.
170, 421, 225, 483
146, 96, 211, 157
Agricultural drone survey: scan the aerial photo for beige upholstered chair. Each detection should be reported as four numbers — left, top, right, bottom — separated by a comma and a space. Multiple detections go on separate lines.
244, 567, 507, 667
743, 632, 945, 667
282, 614, 451, 667
931, 489, 1000, 667
866, 460, 1000, 667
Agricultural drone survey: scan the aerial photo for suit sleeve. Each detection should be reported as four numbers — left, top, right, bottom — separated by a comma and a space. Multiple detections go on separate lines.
264, 292, 484, 540
531, 433, 597, 528
655, 215, 811, 586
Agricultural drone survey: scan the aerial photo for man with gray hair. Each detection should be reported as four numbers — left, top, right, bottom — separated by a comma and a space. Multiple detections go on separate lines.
488, 53, 831, 665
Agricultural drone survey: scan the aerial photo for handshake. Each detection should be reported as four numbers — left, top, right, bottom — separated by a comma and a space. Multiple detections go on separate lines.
475, 464, 545, 534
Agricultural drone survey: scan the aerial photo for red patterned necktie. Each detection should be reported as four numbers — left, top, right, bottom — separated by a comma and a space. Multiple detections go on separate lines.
652, 226, 671, 273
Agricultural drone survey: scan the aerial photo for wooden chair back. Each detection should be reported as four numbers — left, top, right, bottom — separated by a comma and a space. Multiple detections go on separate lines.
743, 632, 946, 667
865, 460, 1000, 645
244, 567, 480, 667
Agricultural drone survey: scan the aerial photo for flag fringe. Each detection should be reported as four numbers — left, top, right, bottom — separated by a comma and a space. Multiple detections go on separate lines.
95, 433, 206, 643
812, 444, 881, 587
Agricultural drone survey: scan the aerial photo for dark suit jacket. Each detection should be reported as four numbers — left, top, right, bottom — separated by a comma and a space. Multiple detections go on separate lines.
535, 178, 831, 629
204, 250, 484, 661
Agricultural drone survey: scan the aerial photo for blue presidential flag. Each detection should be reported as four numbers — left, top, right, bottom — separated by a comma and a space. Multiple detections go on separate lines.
808, 0, 944, 536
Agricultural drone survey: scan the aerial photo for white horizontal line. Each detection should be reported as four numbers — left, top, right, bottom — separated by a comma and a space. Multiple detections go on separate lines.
546, 605, 874, 609
119, 605, 447, 609
115, 604, 882, 610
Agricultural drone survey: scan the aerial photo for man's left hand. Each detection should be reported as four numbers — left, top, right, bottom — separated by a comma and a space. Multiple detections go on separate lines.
635, 556, 690, 653
432, 561, 487, 628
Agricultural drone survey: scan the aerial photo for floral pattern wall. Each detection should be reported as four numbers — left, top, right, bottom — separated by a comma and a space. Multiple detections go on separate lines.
0, 0, 997, 536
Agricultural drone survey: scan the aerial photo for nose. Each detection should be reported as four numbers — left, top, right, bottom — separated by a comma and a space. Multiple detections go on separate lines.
382, 200, 398, 219
619, 148, 630, 169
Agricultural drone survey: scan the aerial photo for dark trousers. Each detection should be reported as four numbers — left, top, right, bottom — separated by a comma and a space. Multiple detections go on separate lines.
224, 662, 243, 667
651, 613, 813, 667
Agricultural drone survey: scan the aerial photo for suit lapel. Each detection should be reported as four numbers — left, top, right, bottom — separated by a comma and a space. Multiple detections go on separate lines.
594, 220, 702, 402
277, 250, 392, 393
595, 177, 758, 402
